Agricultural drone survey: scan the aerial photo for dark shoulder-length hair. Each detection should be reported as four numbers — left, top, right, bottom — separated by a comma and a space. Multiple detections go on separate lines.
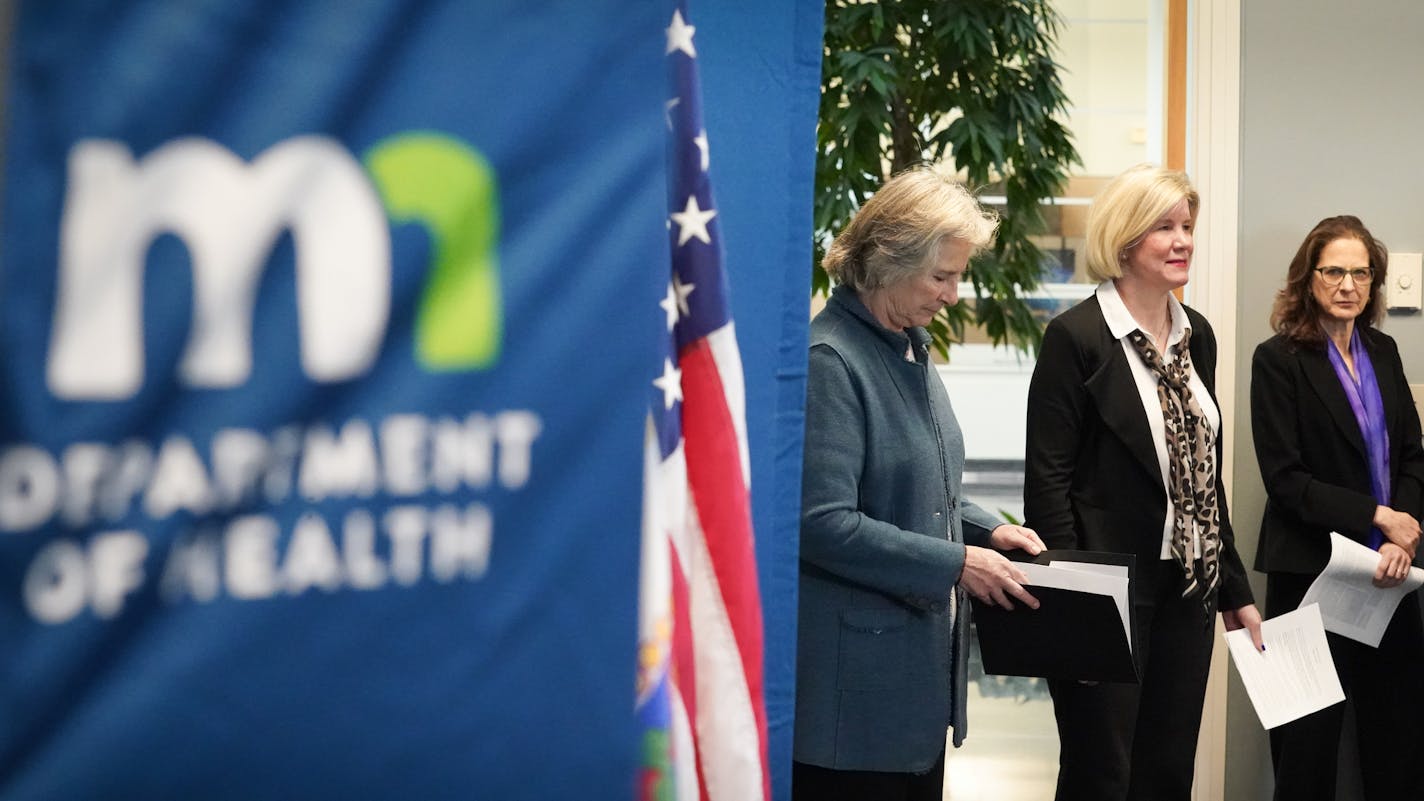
1270, 215, 1388, 345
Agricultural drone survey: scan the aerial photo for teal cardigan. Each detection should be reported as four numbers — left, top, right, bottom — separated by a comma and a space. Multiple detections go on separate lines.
795, 286, 1002, 772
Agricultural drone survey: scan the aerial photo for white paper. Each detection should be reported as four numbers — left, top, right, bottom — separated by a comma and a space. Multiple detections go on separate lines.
1300, 531, 1424, 647
1225, 604, 1345, 729
1049, 560, 1130, 581
1019, 561, 1131, 647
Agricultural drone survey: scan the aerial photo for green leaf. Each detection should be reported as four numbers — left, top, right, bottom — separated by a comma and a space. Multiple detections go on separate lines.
816, 0, 1078, 354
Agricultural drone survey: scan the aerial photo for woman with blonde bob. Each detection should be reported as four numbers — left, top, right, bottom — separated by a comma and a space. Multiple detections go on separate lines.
795, 164, 1044, 801
1023, 164, 1263, 801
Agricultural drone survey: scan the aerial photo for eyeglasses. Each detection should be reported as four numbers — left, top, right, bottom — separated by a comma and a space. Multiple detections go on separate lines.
1314, 266, 1374, 286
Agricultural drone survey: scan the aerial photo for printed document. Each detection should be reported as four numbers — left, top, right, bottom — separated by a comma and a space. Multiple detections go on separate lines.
1226, 604, 1344, 729
1301, 531, 1424, 647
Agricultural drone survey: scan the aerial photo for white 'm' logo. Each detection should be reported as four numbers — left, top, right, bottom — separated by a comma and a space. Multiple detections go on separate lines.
48, 137, 391, 399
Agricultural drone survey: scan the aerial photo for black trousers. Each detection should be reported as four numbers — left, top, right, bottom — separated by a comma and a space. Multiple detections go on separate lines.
1048, 564, 1215, 801
1266, 572, 1424, 801
791, 751, 945, 801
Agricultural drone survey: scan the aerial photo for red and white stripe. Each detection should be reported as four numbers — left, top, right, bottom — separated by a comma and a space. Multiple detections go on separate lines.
667, 322, 768, 801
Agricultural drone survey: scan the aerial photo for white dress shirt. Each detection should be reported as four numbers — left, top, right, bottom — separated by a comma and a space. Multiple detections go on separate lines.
1095, 280, 1219, 559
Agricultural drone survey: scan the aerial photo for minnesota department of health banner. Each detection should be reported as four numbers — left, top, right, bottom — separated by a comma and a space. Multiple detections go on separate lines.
0, 2, 669, 798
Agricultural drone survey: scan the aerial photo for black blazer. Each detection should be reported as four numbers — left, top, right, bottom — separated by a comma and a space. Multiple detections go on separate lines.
1024, 296, 1253, 610
1250, 329, 1424, 575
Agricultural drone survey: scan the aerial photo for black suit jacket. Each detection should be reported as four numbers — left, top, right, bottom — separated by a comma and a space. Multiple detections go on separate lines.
1250, 329, 1424, 575
1024, 295, 1254, 611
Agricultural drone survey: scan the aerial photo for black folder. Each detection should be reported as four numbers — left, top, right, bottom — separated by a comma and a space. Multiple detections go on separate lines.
970, 549, 1138, 684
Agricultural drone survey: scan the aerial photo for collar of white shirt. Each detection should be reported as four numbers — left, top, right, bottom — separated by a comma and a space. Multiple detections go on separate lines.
1096, 279, 1190, 350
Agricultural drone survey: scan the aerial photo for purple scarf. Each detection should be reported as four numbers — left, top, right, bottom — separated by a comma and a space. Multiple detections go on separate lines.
1325, 328, 1391, 549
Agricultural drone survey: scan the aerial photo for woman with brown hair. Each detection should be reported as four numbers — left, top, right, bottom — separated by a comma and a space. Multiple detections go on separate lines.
1251, 215, 1424, 800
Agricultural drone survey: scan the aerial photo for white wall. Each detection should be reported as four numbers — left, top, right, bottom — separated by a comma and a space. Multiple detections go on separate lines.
1230, 2, 1424, 799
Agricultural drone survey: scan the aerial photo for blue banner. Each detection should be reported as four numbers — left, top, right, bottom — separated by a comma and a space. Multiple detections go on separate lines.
0, 2, 667, 798
698, 3, 822, 797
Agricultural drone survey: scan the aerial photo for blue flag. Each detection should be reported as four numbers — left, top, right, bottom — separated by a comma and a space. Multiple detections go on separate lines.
0, 2, 669, 798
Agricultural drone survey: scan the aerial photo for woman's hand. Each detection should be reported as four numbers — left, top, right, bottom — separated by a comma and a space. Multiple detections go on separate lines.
961, 546, 1040, 611
1373, 505, 1421, 558
1222, 603, 1265, 652
1373, 542, 1414, 588
989, 524, 1046, 556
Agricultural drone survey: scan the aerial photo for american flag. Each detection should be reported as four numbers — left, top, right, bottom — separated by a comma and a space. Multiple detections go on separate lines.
635, 3, 770, 800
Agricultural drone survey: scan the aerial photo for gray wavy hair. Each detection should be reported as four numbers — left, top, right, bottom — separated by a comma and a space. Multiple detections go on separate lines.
822, 164, 998, 292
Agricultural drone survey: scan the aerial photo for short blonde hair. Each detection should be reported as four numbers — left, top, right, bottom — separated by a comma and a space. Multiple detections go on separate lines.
822, 164, 999, 292
1084, 164, 1199, 282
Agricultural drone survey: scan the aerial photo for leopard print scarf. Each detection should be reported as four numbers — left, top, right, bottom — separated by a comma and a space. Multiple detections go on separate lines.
1127, 328, 1220, 615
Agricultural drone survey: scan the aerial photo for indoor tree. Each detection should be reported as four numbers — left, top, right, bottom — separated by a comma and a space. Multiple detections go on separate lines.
816, 0, 1080, 354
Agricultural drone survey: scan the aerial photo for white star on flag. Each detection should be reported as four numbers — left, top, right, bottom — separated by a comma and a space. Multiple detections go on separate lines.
666, 9, 696, 57
652, 358, 683, 409
671, 272, 695, 316
669, 194, 716, 246
659, 282, 680, 330
693, 130, 710, 171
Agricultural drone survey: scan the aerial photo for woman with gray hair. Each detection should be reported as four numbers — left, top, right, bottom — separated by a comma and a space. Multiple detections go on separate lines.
794, 164, 1045, 801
